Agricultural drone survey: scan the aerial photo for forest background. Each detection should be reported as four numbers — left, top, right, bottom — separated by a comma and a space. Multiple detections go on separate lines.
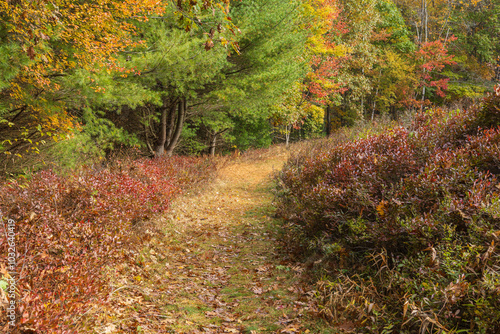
0, 0, 498, 175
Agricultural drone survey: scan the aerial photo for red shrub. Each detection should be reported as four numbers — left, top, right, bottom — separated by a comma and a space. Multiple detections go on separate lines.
278, 86, 500, 252
279, 127, 419, 246
0, 155, 216, 332
277, 86, 500, 332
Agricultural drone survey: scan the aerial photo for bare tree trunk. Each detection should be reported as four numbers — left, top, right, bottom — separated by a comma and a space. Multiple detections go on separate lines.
420, 0, 428, 113
141, 107, 155, 156
421, 0, 428, 43
326, 105, 332, 137
154, 100, 177, 157
371, 100, 376, 122
166, 101, 176, 146
360, 68, 365, 117
154, 105, 168, 156
208, 128, 229, 156
209, 133, 217, 156
285, 125, 290, 146
360, 96, 364, 117
415, 22, 420, 44
424, 0, 428, 43
165, 97, 186, 156
371, 68, 382, 121
421, 85, 426, 112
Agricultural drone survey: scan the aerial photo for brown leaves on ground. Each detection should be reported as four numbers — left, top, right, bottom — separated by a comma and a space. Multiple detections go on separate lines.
78, 145, 328, 333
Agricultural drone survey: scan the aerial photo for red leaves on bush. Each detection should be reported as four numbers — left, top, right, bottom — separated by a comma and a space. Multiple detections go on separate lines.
280, 127, 419, 236
278, 88, 500, 252
277, 86, 500, 332
0, 155, 216, 332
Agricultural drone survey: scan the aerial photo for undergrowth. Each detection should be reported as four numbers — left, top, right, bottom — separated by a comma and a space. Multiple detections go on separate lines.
276, 85, 500, 333
0, 155, 217, 333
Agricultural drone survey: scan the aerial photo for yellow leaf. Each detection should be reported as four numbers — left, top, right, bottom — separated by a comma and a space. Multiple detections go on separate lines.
376, 200, 387, 217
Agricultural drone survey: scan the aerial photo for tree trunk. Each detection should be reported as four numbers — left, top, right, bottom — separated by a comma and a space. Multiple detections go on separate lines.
166, 101, 176, 146
372, 69, 382, 121
420, 0, 428, 43
420, 0, 428, 113
285, 125, 290, 146
360, 96, 364, 117
415, 22, 420, 44
424, 0, 428, 43
209, 133, 217, 156
154, 105, 168, 156
371, 100, 376, 121
360, 69, 365, 117
372, 85, 379, 121
421, 85, 426, 112
154, 100, 177, 157
326, 105, 332, 137
165, 97, 186, 156
209, 128, 229, 156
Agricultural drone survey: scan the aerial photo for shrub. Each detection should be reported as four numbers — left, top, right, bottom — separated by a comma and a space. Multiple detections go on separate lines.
276, 84, 500, 332
0, 155, 216, 332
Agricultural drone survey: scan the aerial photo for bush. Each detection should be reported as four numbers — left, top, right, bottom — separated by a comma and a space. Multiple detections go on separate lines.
0, 155, 216, 332
276, 85, 500, 332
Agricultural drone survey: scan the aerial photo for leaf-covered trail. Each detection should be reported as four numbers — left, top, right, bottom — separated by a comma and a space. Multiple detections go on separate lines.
95, 147, 331, 333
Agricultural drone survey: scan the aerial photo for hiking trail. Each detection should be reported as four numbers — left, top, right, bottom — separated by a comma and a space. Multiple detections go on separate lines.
92, 146, 331, 333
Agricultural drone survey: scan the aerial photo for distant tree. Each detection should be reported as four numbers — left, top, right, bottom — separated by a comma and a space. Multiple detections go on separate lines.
270, 82, 323, 145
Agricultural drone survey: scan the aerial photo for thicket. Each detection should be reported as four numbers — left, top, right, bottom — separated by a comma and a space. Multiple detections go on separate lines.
0, 155, 216, 332
276, 85, 500, 333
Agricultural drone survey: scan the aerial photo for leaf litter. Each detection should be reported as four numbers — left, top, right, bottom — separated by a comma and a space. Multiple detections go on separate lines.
82, 145, 333, 333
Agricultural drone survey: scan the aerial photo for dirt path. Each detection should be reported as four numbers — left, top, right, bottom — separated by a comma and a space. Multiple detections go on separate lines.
91, 147, 331, 333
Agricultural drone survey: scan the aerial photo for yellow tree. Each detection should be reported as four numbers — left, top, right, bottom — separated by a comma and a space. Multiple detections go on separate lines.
270, 82, 323, 145
302, 0, 350, 135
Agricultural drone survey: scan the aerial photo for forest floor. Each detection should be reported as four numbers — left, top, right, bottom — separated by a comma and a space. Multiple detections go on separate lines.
89, 145, 335, 334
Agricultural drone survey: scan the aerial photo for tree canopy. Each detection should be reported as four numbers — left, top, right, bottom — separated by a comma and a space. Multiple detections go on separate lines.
0, 0, 498, 172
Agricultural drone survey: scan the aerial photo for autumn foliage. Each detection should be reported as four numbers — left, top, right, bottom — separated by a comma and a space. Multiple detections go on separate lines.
0, 0, 233, 164
303, 0, 349, 105
276, 85, 500, 331
0, 155, 216, 332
